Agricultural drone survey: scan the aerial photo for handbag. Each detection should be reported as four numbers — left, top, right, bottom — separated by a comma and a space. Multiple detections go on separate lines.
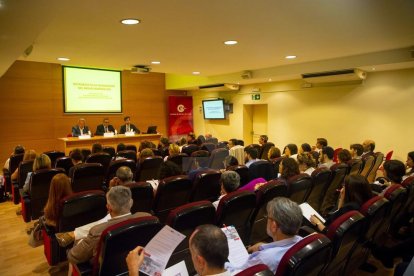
28, 216, 45, 248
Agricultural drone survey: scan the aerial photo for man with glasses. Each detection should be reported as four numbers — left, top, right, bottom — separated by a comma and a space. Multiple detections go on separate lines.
95, 118, 115, 136
226, 197, 303, 274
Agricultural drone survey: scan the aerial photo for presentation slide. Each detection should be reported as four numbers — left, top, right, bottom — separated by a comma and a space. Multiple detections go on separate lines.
203, 99, 225, 119
63, 66, 122, 113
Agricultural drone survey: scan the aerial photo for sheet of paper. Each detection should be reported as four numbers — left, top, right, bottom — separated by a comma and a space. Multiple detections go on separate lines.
300, 202, 326, 223
147, 179, 159, 191
139, 225, 186, 276
221, 226, 249, 267
163, 261, 189, 276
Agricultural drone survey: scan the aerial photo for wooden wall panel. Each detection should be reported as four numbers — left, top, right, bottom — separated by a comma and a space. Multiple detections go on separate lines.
0, 60, 185, 164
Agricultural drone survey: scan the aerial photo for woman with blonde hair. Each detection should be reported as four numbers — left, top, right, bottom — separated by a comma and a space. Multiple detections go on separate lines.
11, 149, 37, 181
22, 154, 52, 193
165, 143, 180, 161
297, 152, 316, 176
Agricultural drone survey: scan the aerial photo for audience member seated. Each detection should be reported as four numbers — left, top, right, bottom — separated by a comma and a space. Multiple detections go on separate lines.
67, 186, 150, 265
228, 138, 245, 165
117, 143, 126, 152
187, 150, 212, 181
312, 138, 328, 153
362, 139, 376, 158
71, 118, 90, 137
91, 143, 103, 154
158, 137, 170, 157
298, 143, 312, 154
22, 154, 52, 193
297, 152, 316, 176
258, 135, 268, 147
318, 146, 335, 169
165, 144, 180, 162
310, 175, 372, 232
127, 224, 230, 276
283, 144, 298, 161
403, 151, 414, 181
213, 171, 240, 209
11, 150, 36, 182
350, 143, 364, 160
186, 132, 201, 146
374, 160, 406, 194
337, 149, 352, 164
3, 144, 25, 171
225, 197, 303, 274
268, 146, 281, 161
223, 155, 239, 170
137, 148, 154, 164
244, 146, 260, 168
159, 161, 182, 180
43, 174, 73, 228
108, 166, 134, 189
279, 158, 300, 184
68, 149, 84, 179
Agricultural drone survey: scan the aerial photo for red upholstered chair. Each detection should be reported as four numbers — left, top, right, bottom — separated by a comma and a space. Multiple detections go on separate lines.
216, 190, 256, 244
135, 156, 163, 181
55, 156, 73, 175
80, 149, 92, 160
21, 168, 65, 222
12, 159, 34, 204
72, 216, 163, 276
168, 153, 188, 170
323, 210, 365, 275
166, 201, 216, 275
287, 174, 313, 204
320, 163, 348, 216
4, 153, 24, 194
85, 152, 112, 172
122, 182, 154, 213
71, 163, 105, 192
152, 175, 192, 223
208, 148, 229, 170
307, 168, 331, 212
189, 170, 221, 202
366, 152, 384, 183
105, 159, 137, 185
43, 190, 107, 265
333, 147, 342, 163
275, 233, 332, 276
102, 146, 115, 159
181, 144, 199, 156
228, 165, 249, 187
235, 264, 273, 276
249, 179, 287, 244
200, 142, 217, 153
248, 160, 277, 182
115, 150, 137, 162
385, 150, 393, 161
44, 151, 65, 167
379, 184, 407, 238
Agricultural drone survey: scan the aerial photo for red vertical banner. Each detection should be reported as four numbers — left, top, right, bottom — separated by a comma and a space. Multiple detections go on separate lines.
168, 96, 193, 136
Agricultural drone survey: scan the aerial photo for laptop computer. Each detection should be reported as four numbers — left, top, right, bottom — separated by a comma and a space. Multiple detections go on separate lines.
146, 126, 157, 134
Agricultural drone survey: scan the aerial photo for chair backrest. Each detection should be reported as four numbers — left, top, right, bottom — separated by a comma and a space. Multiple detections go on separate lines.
43, 151, 65, 167
71, 163, 105, 192
359, 155, 375, 177
205, 137, 218, 145
55, 156, 73, 175
102, 146, 115, 158
235, 264, 273, 276
151, 148, 162, 156
248, 160, 277, 181
208, 148, 229, 170
217, 141, 228, 149
307, 168, 332, 212
123, 182, 154, 213
200, 142, 216, 153
28, 168, 65, 220
249, 179, 288, 244
181, 144, 199, 156
18, 160, 34, 189
80, 148, 92, 160
105, 159, 137, 184
9, 153, 24, 174
270, 157, 283, 178
287, 174, 313, 204
94, 216, 163, 276
347, 159, 363, 176
216, 190, 256, 244
260, 142, 275, 160
383, 184, 407, 231
116, 150, 137, 162
228, 165, 249, 187
320, 163, 348, 216
58, 190, 107, 232
276, 233, 332, 276
359, 195, 389, 242
168, 153, 187, 171
385, 150, 393, 161
125, 144, 137, 152
333, 147, 342, 163
136, 156, 163, 181
190, 170, 222, 202
366, 152, 384, 183
85, 152, 112, 172
152, 175, 193, 222
401, 176, 414, 214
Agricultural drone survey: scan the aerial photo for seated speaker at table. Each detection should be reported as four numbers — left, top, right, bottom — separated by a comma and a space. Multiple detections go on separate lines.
72, 118, 90, 137
95, 118, 115, 136
119, 116, 140, 134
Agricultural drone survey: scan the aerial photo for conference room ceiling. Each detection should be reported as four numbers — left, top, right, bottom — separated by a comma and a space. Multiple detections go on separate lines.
1, 0, 414, 84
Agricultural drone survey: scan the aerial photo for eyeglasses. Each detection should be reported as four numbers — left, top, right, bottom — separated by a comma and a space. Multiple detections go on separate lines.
264, 214, 275, 221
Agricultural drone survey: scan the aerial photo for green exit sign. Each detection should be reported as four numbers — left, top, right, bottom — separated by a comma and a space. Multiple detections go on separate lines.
252, 94, 261, 100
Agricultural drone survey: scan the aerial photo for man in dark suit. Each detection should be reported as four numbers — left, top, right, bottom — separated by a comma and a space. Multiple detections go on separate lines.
119, 116, 140, 134
71, 118, 90, 137
67, 185, 150, 265
95, 118, 115, 135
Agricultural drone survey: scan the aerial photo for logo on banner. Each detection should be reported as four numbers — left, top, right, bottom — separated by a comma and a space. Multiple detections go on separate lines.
177, 104, 186, 113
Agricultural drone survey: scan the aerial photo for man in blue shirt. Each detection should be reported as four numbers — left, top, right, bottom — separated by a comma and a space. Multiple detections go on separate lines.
226, 197, 303, 273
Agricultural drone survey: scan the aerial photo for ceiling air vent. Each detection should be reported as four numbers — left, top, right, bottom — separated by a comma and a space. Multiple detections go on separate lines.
302, 69, 367, 83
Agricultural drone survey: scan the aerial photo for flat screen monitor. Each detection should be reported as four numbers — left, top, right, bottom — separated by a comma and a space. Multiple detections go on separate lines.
202, 99, 226, 119
146, 126, 157, 134
63, 66, 122, 113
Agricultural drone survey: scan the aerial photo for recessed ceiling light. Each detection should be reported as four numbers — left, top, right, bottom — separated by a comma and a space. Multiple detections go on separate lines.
268, 78, 272, 82
121, 18, 140, 25
57, 57, 70, 61
224, 40, 238, 45
151, 61, 161, 65
192, 71, 200, 75
285, 55, 297, 59
372, 67, 376, 71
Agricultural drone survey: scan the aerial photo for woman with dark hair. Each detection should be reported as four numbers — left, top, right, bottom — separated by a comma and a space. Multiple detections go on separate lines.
43, 174, 73, 227
378, 159, 406, 195
283, 144, 298, 160
268, 146, 281, 160
310, 175, 372, 232
278, 157, 300, 184
297, 152, 316, 176
299, 143, 312, 154
403, 151, 414, 181
337, 149, 352, 164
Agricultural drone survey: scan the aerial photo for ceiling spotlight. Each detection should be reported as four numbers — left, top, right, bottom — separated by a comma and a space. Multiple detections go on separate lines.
192, 71, 200, 75
268, 78, 272, 82
285, 55, 297, 59
224, 40, 238, 45
151, 61, 161, 65
57, 57, 70, 61
371, 67, 376, 71
121, 18, 140, 25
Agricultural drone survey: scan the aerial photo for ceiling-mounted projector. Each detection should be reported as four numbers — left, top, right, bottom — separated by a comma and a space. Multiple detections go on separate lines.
131, 65, 151, 74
